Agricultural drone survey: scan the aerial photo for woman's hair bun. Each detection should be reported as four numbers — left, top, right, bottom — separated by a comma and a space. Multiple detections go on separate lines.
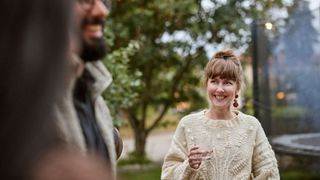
214, 49, 235, 60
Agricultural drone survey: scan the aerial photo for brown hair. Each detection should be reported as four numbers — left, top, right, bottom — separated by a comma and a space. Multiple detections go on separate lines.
204, 49, 243, 89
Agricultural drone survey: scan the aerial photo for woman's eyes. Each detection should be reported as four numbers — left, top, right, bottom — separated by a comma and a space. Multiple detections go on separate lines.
210, 80, 233, 85
224, 81, 233, 85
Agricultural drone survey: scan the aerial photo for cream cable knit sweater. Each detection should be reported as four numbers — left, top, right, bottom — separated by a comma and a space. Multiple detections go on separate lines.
161, 110, 279, 180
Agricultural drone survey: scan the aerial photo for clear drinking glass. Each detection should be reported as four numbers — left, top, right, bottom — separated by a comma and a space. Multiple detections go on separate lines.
201, 149, 213, 160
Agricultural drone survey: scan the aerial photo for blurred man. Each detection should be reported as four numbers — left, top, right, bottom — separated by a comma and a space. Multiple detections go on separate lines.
0, 0, 73, 179
56, 0, 122, 178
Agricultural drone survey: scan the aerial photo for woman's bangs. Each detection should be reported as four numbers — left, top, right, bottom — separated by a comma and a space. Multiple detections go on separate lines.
209, 60, 237, 81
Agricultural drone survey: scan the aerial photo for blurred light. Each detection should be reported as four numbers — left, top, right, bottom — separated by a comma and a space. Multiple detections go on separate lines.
175, 102, 190, 111
264, 22, 273, 30
276, 91, 286, 100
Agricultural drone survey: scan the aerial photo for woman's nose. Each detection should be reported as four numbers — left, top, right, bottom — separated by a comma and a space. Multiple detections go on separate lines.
216, 84, 224, 92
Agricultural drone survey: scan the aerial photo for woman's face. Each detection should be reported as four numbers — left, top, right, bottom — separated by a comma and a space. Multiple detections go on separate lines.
206, 76, 238, 110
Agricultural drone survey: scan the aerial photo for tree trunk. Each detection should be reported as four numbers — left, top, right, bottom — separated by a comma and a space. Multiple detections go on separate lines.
133, 128, 147, 158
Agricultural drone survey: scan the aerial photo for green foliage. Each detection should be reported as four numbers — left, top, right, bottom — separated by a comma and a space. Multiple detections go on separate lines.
102, 40, 142, 126
272, 106, 306, 120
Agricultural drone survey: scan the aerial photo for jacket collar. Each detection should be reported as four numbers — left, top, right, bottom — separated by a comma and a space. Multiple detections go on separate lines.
84, 61, 112, 99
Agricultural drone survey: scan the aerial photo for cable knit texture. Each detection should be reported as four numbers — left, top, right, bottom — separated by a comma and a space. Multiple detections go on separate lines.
161, 110, 279, 180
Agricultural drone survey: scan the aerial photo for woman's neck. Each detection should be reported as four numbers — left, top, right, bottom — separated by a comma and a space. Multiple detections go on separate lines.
206, 108, 234, 120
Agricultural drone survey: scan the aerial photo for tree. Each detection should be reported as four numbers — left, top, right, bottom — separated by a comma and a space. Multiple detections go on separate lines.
104, 0, 288, 158
283, 0, 317, 65
102, 40, 142, 128
281, 0, 320, 129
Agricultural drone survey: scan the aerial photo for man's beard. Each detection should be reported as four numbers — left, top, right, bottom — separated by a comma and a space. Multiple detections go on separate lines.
79, 18, 108, 62
80, 37, 108, 62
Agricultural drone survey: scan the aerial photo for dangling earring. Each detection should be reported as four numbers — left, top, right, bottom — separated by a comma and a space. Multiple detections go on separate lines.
233, 94, 239, 108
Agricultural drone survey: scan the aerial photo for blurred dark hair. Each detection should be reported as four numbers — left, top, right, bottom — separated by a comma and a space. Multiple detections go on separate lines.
0, 0, 73, 178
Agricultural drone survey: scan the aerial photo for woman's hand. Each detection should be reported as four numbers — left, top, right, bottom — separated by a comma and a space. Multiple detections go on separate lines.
188, 146, 204, 169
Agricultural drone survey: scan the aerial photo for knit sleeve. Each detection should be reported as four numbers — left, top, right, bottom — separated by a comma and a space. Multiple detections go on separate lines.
161, 120, 203, 180
252, 123, 280, 180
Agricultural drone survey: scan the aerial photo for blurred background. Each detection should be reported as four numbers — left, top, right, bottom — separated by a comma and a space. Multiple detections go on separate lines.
102, 0, 320, 179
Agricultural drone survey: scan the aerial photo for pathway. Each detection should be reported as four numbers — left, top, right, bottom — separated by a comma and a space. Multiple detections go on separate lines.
120, 131, 175, 162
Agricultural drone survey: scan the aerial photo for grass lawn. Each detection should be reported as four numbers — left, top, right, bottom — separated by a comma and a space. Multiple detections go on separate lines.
280, 169, 320, 180
117, 166, 320, 180
118, 167, 161, 180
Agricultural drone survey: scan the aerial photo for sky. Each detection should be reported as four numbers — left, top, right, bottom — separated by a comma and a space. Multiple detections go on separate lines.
307, 0, 319, 9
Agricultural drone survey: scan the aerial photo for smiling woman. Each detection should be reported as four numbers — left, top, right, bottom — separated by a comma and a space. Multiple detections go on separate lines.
161, 49, 280, 180
203, 49, 243, 114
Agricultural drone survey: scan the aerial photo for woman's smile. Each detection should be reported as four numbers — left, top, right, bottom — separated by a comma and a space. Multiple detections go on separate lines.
214, 95, 227, 100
